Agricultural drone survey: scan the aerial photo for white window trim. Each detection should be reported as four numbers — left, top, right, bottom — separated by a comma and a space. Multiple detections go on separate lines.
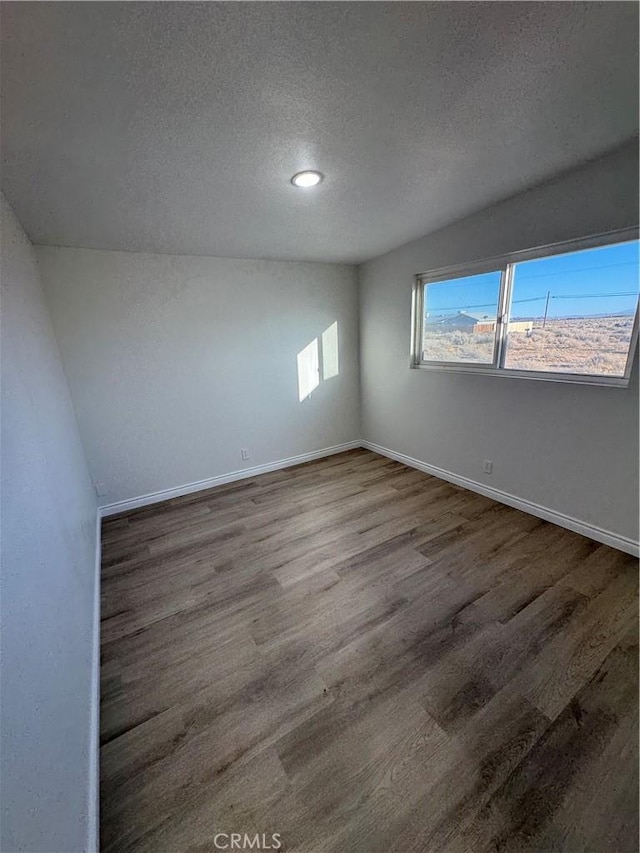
410, 227, 640, 388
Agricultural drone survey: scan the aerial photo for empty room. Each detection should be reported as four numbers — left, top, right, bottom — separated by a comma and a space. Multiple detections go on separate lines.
1, 2, 639, 852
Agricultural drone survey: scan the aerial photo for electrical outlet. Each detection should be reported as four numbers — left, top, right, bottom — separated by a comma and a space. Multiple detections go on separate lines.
240, 449, 250, 461
483, 460, 493, 475
95, 482, 107, 497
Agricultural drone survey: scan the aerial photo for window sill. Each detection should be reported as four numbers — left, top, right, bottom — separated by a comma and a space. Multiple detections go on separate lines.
411, 361, 632, 388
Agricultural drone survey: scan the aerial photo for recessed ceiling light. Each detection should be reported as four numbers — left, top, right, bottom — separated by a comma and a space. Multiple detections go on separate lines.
291, 170, 324, 188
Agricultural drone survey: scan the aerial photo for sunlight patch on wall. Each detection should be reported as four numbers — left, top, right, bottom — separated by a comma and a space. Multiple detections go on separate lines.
297, 338, 319, 401
322, 321, 339, 380
297, 321, 340, 402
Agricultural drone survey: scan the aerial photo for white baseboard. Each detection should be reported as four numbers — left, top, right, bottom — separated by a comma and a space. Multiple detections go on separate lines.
87, 511, 101, 853
361, 441, 639, 558
99, 441, 362, 518
97, 436, 638, 556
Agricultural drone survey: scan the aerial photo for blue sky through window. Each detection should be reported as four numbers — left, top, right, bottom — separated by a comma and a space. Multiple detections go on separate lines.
424, 240, 639, 321
424, 271, 500, 319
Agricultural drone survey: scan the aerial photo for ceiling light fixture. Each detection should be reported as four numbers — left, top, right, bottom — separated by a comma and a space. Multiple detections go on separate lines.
291, 170, 324, 188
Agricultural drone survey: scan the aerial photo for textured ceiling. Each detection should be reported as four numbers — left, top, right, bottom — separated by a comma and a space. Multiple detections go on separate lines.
1, 2, 638, 264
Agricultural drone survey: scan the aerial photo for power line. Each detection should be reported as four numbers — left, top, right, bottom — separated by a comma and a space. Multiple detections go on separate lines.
551, 291, 638, 299
427, 290, 639, 313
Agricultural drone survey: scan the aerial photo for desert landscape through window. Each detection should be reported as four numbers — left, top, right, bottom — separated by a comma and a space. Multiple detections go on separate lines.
421, 239, 639, 377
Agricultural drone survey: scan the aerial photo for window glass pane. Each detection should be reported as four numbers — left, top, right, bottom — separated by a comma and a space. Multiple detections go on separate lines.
422, 270, 502, 364
503, 241, 639, 377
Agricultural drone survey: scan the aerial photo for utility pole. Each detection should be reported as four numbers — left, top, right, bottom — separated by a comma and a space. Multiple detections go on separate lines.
542, 290, 551, 328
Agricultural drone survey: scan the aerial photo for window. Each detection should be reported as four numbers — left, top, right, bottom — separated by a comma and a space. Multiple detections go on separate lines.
412, 230, 639, 385
421, 269, 502, 366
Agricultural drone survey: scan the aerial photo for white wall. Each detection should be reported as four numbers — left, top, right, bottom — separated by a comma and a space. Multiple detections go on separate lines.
1, 195, 98, 852
36, 248, 360, 507
358, 142, 639, 545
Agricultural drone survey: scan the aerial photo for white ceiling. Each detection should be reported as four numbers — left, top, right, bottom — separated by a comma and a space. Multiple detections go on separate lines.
1, 2, 638, 264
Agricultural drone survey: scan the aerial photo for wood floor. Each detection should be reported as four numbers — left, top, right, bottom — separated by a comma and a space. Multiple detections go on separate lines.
100, 449, 639, 853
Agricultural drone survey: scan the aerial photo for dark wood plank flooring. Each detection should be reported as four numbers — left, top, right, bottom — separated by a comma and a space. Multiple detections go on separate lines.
100, 449, 639, 852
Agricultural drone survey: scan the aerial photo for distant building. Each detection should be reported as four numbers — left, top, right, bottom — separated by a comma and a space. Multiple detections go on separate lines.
426, 311, 532, 335
426, 311, 490, 330
507, 320, 534, 335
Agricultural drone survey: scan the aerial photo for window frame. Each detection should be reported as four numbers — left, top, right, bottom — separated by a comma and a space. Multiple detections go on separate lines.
410, 227, 640, 387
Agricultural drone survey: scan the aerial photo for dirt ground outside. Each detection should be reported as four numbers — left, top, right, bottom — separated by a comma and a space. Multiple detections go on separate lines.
422, 315, 635, 376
